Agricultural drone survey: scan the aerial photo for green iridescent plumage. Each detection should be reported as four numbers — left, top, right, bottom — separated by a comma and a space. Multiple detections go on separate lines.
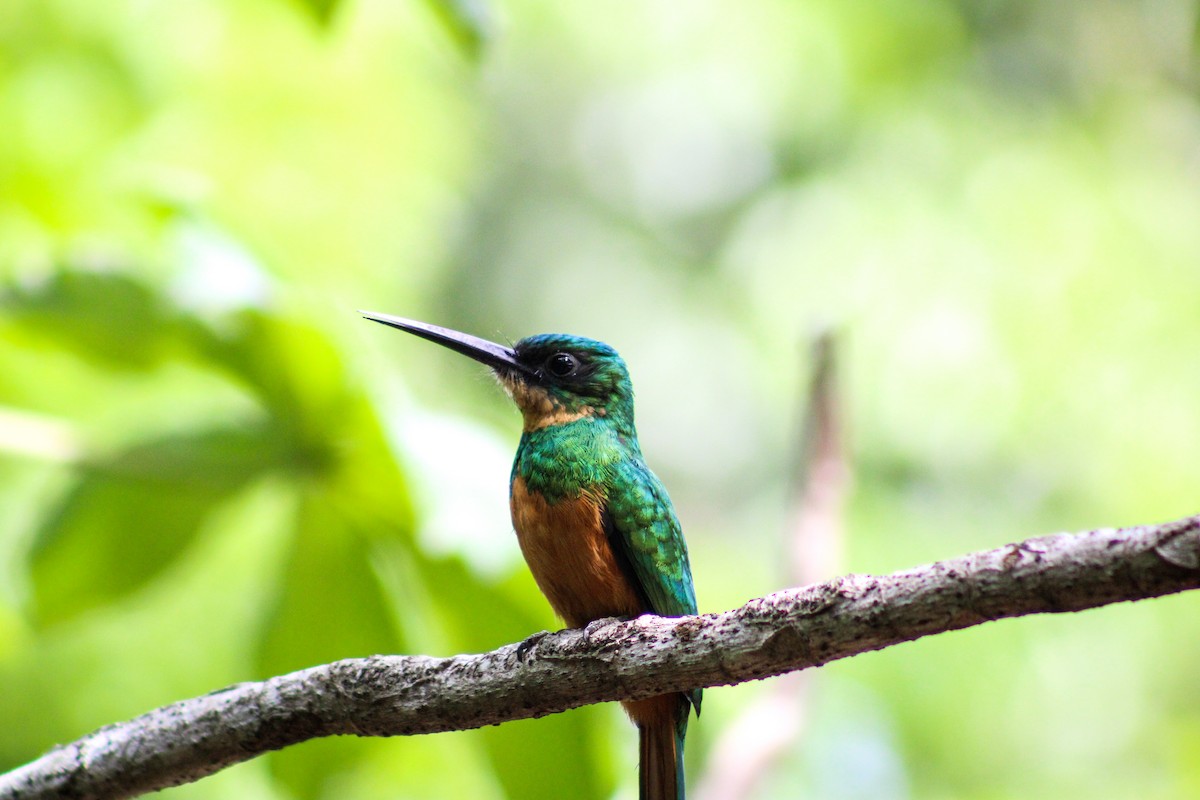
513, 412, 698, 624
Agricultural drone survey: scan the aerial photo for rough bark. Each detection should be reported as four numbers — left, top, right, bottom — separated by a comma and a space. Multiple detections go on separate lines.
2, 514, 1197, 800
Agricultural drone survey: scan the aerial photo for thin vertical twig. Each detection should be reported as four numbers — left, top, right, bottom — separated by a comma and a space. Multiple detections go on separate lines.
696, 328, 851, 800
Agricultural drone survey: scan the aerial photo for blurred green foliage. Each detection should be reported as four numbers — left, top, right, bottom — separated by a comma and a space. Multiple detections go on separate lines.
1, 1, 1199, 798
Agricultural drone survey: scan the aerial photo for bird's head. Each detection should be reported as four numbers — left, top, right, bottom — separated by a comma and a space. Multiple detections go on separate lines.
504, 333, 634, 431
362, 312, 635, 433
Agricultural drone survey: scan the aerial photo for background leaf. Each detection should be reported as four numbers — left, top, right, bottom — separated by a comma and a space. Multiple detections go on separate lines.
30, 425, 281, 625
256, 495, 407, 800
1, 271, 206, 372
257, 496, 405, 676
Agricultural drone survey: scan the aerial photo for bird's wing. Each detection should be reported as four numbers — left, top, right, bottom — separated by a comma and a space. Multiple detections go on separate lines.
602, 458, 697, 620
603, 458, 702, 716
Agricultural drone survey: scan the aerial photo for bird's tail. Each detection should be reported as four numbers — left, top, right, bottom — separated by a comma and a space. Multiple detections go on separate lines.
630, 692, 697, 800
638, 713, 683, 800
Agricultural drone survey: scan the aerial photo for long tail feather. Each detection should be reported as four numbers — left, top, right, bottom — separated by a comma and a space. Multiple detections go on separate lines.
638, 718, 679, 800
636, 694, 691, 800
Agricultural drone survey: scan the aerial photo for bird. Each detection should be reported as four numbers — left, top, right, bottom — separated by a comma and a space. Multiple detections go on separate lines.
362, 311, 700, 800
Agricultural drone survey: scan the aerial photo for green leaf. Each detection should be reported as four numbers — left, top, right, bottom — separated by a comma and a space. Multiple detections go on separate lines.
201, 312, 354, 456
202, 310, 416, 520
1, 271, 208, 372
257, 493, 407, 799
29, 424, 281, 625
257, 495, 404, 674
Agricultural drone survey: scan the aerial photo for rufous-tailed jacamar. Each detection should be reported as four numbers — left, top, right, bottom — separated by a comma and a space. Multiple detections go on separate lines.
363, 311, 700, 800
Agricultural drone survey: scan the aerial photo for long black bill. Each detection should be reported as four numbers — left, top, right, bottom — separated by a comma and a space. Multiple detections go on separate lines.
360, 310, 528, 376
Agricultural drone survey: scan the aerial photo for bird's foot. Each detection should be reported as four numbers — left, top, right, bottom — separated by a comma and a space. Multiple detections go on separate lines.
580, 616, 624, 646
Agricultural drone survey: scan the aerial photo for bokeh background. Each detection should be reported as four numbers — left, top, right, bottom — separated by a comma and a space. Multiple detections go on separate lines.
2, 1, 1199, 798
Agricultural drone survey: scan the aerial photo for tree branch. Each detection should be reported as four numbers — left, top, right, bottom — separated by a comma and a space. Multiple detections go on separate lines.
3, 515, 1198, 800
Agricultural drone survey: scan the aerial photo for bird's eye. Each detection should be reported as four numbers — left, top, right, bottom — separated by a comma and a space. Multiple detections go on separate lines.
546, 352, 579, 378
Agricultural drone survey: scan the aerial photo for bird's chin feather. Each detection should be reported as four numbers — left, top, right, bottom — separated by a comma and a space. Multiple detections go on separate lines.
495, 372, 600, 433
